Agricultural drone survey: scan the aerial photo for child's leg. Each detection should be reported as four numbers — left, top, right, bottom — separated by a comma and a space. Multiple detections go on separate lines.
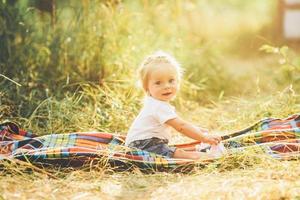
173, 148, 210, 160
179, 146, 196, 151
178, 143, 210, 152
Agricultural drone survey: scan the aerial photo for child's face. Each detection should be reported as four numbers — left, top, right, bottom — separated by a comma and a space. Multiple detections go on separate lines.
147, 63, 179, 102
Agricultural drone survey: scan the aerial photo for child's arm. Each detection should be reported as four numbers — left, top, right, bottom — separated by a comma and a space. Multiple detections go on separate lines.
166, 117, 221, 145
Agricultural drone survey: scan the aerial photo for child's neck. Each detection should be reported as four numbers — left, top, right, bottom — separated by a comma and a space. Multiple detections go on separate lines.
147, 95, 170, 103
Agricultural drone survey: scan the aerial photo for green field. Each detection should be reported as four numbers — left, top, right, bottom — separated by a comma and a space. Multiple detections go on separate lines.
1, 0, 300, 199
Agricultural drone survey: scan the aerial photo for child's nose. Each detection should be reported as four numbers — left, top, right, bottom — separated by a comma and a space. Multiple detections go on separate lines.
165, 83, 171, 88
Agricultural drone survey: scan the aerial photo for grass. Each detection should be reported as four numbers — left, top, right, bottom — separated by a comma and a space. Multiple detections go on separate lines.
1, 0, 300, 199
1, 89, 299, 199
2, 164, 300, 199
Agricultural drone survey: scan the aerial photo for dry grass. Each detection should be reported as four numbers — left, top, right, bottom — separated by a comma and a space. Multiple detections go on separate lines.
1, 90, 299, 200
1, 153, 299, 199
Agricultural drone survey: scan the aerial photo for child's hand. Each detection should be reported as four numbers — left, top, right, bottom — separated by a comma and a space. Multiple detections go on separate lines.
202, 134, 221, 145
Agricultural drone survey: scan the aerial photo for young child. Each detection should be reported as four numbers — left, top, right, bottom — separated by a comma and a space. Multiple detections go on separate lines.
125, 51, 223, 160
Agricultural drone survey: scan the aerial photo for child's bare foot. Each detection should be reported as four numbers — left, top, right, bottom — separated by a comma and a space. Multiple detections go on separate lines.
208, 142, 227, 158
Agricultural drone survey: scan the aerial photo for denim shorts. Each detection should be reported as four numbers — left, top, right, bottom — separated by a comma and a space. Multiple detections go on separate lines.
128, 137, 176, 158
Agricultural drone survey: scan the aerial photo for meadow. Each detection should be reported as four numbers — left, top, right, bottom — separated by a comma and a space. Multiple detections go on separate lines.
1, 0, 300, 199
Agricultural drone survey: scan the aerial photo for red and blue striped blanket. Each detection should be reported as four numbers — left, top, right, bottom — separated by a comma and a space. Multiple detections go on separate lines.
1, 113, 299, 172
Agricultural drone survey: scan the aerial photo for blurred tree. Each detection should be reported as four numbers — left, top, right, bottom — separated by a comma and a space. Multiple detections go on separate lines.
33, 0, 56, 27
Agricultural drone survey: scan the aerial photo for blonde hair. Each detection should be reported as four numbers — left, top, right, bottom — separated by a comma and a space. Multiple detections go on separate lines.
137, 51, 183, 92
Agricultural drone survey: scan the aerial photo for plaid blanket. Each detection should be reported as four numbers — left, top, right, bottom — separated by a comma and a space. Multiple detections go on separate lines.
1, 113, 300, 172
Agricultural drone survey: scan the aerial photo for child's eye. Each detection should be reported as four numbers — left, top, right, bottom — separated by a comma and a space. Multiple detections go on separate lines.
155, 81, 160, 85
169, 79, 175, 83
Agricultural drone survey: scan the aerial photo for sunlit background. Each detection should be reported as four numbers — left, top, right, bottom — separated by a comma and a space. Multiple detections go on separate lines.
0, 0, 299, 131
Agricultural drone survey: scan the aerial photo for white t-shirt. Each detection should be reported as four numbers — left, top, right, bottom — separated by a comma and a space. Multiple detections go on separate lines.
125, 96, 177, 146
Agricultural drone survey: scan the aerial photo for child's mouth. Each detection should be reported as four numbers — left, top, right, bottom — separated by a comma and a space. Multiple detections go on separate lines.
162, 92, 172, 96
